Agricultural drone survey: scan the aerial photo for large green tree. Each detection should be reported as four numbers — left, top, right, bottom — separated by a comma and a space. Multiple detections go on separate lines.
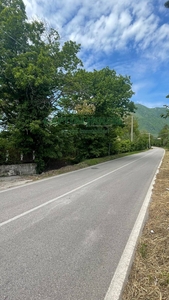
59, 67, 135, 119
0, 0, 82, 172
57, 67, 135, 160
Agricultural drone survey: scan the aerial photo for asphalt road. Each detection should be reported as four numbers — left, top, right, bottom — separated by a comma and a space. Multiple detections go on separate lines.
0, 148, 164, 300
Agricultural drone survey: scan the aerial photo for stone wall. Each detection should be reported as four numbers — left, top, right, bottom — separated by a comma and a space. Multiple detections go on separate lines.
0, 163, 37, 176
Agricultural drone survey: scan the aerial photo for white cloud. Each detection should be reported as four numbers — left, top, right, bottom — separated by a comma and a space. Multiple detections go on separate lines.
20, 0, 169, 108
23, 0, 169, 68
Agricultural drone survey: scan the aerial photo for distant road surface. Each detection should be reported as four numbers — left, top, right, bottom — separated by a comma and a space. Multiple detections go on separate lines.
0, 147, 164, 300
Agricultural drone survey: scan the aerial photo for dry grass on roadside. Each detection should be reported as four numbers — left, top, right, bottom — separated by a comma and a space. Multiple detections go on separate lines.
122, 150, 169, 300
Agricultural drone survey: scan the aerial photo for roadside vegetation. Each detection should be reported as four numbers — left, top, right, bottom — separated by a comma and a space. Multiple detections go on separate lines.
0, 1, 169, 298
22, 150, 145, 181
0, 0, 153, 174
122, 149, 169, 300
0, 0, 168, 174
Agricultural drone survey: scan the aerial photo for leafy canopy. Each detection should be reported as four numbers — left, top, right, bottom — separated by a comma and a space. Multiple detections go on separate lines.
0, 0, 137, 171
59, 67, 135, 119
0, 0, 82, 127
164, 1, 169, 8
0, 0, 82, 172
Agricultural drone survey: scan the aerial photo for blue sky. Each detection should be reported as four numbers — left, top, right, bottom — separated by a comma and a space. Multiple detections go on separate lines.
23, 0, 169, 108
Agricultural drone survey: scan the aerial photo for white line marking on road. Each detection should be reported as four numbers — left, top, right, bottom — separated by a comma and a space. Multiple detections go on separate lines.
104, 149, 165, 300
0, 150, 155, 194
0, 153, 152, 228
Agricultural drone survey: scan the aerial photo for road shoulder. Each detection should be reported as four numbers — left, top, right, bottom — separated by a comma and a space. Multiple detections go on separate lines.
122, 149, 169, 299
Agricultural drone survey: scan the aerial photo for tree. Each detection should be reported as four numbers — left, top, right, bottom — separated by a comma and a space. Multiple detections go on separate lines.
158, 124, 169, 147
0, 0, 82, 172
90, 68, 135, 118
164, 1, 169, 8
57, 67, 135, 160
75, 100, 96, 115
161, 104, 169, 118
59, 67, 135, 119
119, 115, 140, 140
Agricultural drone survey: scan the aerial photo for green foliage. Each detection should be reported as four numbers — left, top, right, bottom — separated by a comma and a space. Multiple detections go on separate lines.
158, 125, 169, 148
57, 68, 136, 162
59, 67, 135, 119
139, 243, 148, 259
0, 130, 21, 164
164, 1, 169, 8
0, 137, 7, 164
159, 272, 169, 286
0, 0, 82, 172
118, 140, 132, 153
74, 128, 109, 161
161, 105, 169, 119
118, 115, 140, 140
90, 68, 135, 118
110, 116, 149, 153
0, 1, 147, 172
134, 135, 150, 150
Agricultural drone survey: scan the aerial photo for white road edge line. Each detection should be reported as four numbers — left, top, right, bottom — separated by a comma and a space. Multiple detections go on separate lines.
0, 154, 152, 228
103, 149, 165, 300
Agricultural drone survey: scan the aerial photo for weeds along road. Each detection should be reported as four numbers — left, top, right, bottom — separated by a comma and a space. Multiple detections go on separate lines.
0, 148, 164, 300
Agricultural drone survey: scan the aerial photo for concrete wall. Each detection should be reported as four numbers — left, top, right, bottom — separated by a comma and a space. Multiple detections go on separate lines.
0, 163, 37, 176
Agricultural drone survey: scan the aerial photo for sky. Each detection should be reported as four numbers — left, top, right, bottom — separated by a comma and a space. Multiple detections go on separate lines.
23, 0, 169, 108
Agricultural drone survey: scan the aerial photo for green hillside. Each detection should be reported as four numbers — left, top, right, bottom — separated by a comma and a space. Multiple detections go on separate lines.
134, 104, 169, 136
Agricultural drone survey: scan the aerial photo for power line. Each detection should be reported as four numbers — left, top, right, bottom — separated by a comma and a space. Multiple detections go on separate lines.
3, 30, 23, 47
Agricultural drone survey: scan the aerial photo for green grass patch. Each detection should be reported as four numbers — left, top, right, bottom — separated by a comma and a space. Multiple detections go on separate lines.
139, 243, 148, 259
79, 150, 147, 167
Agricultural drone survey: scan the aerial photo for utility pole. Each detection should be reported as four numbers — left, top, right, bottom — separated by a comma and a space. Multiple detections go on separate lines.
131, 115, 133, 142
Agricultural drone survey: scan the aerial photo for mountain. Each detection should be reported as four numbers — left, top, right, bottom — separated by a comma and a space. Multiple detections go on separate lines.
134, 104, 169, 136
